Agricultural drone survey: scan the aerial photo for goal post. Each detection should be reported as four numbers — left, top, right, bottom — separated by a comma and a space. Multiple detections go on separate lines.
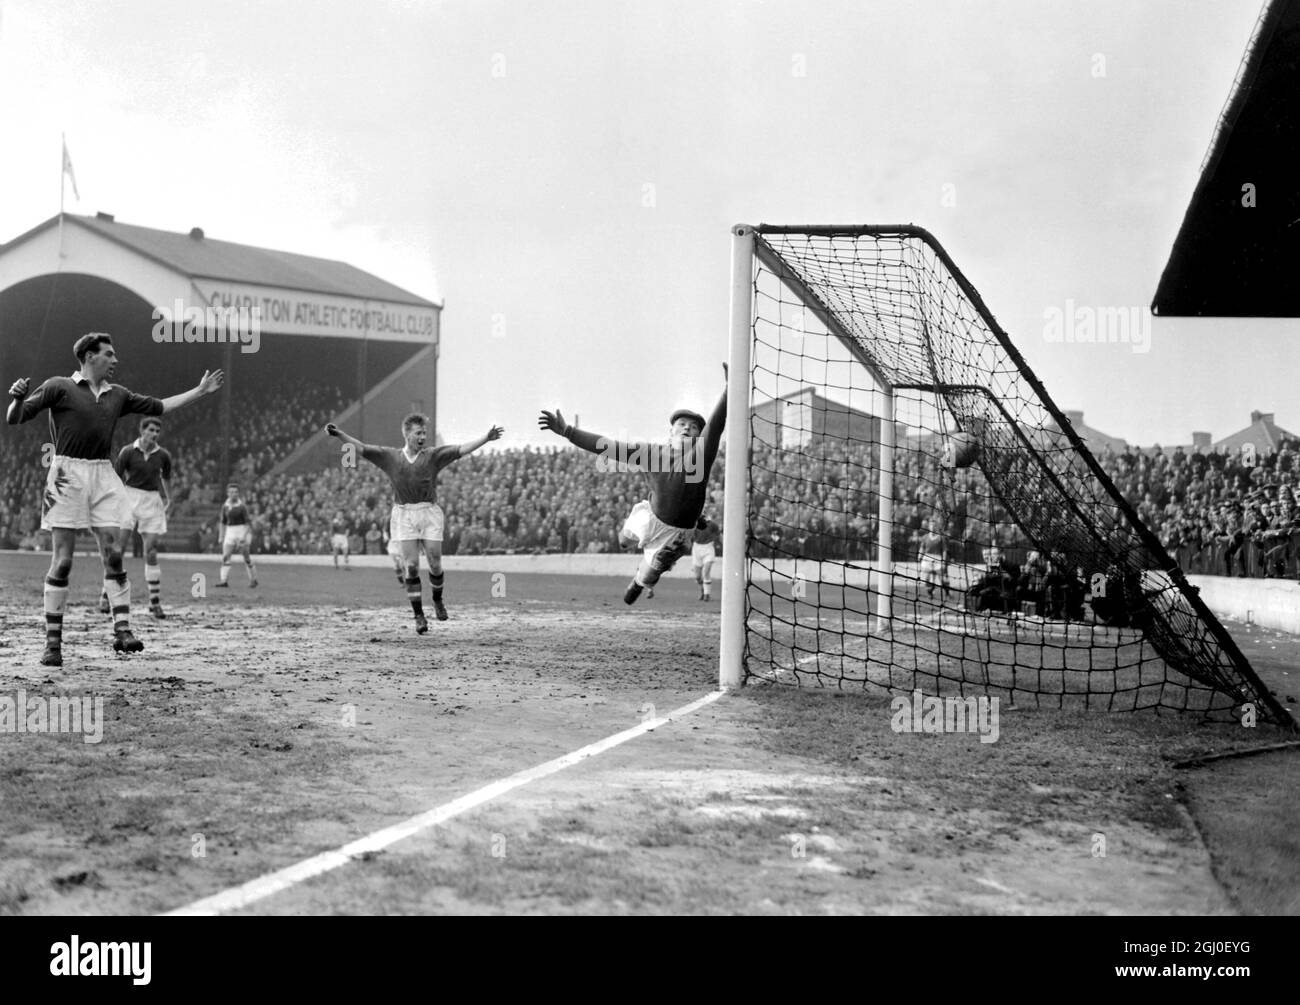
718, 223, 1293, 728
719, 225, 754, 689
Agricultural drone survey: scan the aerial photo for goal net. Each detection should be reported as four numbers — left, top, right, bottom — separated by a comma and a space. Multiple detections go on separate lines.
718, 224, 1289, 726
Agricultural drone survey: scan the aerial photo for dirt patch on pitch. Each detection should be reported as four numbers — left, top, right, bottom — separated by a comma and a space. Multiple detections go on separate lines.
0, 598, 714, 914
238, 692, 1235, 915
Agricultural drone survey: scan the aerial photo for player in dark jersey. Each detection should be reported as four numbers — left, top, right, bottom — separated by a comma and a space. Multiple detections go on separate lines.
214, 483, 257, 588
539, 364, 727, 604
326, 413, 503, 633
6, 332, 222, 666
100, 415, 174, 618
330, 511, 352, 570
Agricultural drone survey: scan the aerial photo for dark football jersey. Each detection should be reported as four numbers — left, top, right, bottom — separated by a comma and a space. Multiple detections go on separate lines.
116, 443, 173, 492
15, 376, 163, 460
362, 445, 461, 504
221, 501, 251, 526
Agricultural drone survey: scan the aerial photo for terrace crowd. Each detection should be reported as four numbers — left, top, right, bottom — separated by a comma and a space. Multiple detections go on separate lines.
2, 390, 1296, 579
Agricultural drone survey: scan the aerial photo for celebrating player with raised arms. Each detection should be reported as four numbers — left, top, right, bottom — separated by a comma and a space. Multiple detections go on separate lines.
326, 413, 503, 633
6, 332, 222, 666
539, 364, 727, 604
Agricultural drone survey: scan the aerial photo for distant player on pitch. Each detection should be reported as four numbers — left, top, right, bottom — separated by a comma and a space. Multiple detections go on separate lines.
539, 364, 727, 604
691, 514, 720, 601
330, 510, 353, 570
101, 415, 174, 618
919, 517, 948, 600
325, 414, 503, 633
215, 483, 258, 588
6, 332, 222, 666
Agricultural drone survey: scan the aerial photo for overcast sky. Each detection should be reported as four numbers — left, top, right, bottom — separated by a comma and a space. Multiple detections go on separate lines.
2, 0, 1294, 447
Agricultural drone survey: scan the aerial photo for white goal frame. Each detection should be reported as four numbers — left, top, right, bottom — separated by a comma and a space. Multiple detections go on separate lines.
719, 224, 896, 689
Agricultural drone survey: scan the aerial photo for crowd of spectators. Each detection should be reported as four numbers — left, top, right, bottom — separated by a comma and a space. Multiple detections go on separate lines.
1097, 440, 1300, 578
2, 387, 1297, 581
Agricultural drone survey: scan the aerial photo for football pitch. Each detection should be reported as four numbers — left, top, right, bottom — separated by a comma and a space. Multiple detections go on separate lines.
0, 552, 1296, 915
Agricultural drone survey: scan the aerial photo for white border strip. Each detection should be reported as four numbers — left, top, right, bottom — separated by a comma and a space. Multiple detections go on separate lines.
165, 689, 726, 916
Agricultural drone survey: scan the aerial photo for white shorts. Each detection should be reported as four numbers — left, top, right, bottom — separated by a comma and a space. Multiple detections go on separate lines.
386, 535, 401, 557
921, 555, 945, 578
691, 542, 717, 568
124, 486, 168, 535
224, 525, 252, 549
41, 457, 129, 531
621, 500, 691, 564
390, 502, 444, 543
331, 533, 350, 551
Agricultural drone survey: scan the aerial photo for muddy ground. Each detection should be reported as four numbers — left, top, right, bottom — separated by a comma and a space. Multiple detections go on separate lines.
0, 554, 1295, 915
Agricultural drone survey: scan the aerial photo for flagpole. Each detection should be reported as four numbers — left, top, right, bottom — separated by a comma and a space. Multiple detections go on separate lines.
58, 133, 65, 256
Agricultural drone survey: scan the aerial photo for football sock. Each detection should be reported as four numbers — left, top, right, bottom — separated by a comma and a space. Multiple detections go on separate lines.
428, 571, 445, 601
405, 577, 424, 616
105, 572, 131, 633
145, 564, 162, 607
244, 559, 256, 582
219, 561, 231, 584
44, 574, 69, 649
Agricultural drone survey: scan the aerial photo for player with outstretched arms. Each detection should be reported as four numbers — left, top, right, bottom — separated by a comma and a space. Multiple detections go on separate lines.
215, 483, 258, 588
6, 332, 222, 666
326, 413, 503, 633
101, 415, 174, 618
691, 515, 721, 601
539, 364, 726, 604
330, 510, 352, 570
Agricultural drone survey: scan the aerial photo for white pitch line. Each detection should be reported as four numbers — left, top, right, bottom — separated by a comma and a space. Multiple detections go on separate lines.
164, 689, 727, 916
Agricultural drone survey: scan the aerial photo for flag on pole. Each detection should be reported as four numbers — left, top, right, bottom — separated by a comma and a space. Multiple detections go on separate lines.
62, 135, 79, 202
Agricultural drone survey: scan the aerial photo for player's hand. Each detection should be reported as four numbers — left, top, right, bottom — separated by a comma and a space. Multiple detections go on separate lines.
538, 409, 568, 436
486, 424, 504, 442
8, 377, 29, 399
325, 423, 341, 438
198, 369, 224, 394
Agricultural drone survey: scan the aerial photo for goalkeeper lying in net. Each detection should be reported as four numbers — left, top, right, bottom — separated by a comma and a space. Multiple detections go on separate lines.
539, 364, 727, 604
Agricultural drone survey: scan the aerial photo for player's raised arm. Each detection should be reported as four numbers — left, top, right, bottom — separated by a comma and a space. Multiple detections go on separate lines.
538, 408, 650, 469
701, 363, 729, 469
6, 376, 61, 426
160, 370, 225, 414
6, 377, 31, 425
458, 424, 504, 457
325, 423, 370, 451
324, 422, 385, 464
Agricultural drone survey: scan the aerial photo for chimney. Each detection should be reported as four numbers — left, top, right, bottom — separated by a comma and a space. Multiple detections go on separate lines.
96, 212, 114, 222
189, 227, 205, 240
1064, 410, 1084, 428
1261, 412, 1275, 425
1250, 410, 1262, 424
1192, 431, 1211, 449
